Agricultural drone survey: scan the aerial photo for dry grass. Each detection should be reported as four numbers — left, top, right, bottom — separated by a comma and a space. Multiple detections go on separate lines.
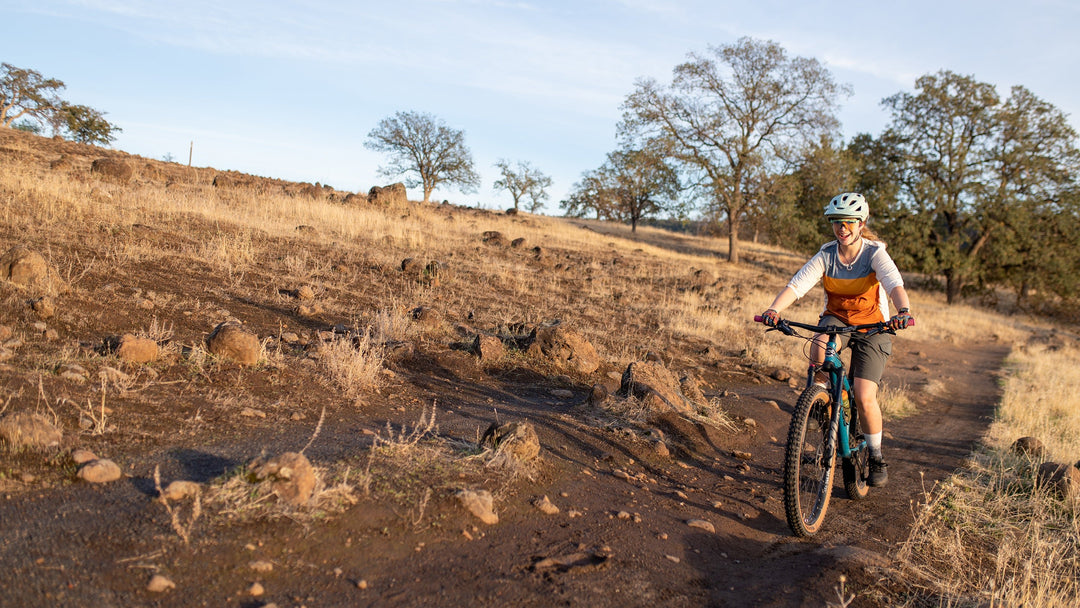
5, 135, 1079, 599
891, 342, 1080, 606
319, 331, 386, 400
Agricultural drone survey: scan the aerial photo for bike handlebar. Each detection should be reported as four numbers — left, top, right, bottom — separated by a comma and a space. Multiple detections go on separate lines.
753, 315, 914, 334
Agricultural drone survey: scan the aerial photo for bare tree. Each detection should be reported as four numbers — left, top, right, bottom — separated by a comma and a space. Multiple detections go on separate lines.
620, 37, 848, 263
364, 111, 480, 203
493, 160, 552, 212
0, 63, 65, 128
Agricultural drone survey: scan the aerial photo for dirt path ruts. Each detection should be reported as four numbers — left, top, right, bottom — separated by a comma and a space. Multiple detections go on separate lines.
0, 339, 1009, 607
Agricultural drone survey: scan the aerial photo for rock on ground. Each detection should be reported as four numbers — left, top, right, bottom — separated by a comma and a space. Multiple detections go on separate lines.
249, 451, 316, 506
207, 323, 261, 366
0, 412, 62, 449
456, 489, 498, 524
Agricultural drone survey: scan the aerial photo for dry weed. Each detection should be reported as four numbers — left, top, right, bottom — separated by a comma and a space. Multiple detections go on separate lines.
891, 337, 1080, 607
319, 332, 385, 399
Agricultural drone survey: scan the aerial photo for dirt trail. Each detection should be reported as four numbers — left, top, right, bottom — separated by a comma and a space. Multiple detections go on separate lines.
0, 336, 1008, 607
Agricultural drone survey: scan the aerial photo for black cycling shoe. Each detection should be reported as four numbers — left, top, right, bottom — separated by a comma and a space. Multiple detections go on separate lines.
868, 456, 889, 487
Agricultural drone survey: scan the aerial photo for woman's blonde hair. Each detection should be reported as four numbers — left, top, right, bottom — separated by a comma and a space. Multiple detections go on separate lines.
860, 221, 884, 244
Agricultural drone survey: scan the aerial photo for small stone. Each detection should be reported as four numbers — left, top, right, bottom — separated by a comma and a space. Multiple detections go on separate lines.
533, 495, 560, 515
296, 285, 315, 300
207, 322, 260, 366
665, 555, 681, 563
0, 412, 62, 449
687, 519, 715, 533
160, 480, 201, 501
31, 297, 56, 319
78, 459, 123, 483
71, 449, 98, 464
248, 581, 265, 596
732, 450, 752, 461
357, 579, 368, 589
147, 574, 175, 592
550, 389, 574, 399
456, 489, 498, 524
743, 418, 757, 428
117, 333, 159, 363
616, 511, 632, 520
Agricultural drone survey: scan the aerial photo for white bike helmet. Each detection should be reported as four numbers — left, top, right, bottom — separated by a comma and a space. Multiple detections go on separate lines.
824, 192, 869, 222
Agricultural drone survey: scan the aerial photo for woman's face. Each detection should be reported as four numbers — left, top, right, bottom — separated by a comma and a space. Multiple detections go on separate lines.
831, 219, 862, 246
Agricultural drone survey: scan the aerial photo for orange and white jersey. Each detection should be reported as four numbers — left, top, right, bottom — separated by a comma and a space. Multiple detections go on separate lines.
786, 239, 904, 326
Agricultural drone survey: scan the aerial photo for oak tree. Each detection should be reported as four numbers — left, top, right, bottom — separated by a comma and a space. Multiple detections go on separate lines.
620, 37, 847, 262
493, 160, 552, 212
364, 111, 480, 203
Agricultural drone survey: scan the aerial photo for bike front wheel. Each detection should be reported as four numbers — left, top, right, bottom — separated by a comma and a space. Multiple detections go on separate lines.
783, 385, 836, 537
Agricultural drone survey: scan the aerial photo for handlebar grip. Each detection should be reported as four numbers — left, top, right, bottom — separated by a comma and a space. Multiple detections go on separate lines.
905, 318, 915, 328
754, 315, 763, 323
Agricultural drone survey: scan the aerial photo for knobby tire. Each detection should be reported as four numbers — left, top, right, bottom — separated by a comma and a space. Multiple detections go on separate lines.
783, 386, 835, 537
841, 405, 870, 500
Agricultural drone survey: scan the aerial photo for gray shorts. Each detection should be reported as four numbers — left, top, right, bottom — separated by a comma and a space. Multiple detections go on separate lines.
819, 315, 892, 384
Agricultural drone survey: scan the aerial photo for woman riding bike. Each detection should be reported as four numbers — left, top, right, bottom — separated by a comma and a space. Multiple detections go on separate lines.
760, 193, 913, 487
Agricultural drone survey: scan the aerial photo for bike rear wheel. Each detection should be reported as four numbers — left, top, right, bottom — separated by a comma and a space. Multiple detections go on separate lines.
783, 386, 835, 537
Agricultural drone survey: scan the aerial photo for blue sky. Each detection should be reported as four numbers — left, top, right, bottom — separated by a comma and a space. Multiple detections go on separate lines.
4, 1, 1078, 213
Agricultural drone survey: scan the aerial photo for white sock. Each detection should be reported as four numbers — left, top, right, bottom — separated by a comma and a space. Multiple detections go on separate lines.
865, 432, 882, 458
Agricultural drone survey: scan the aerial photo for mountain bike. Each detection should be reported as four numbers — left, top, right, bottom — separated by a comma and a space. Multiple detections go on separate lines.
753, 315, 913, 537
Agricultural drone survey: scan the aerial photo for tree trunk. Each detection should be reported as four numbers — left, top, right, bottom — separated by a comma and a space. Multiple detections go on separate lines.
945, 272, 963, 305
728, 219, 741, 264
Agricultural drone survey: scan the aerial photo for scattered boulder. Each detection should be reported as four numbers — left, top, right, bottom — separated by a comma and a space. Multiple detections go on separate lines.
368, 183, 407, 206
77, 458, 123, 483
510, 237, 527, 248
411, 306, 442, 329
1037, 462, 1080, 501
456, 489, 498, 524
0, 412, 62, 449
480, 421, 540, 465
526, 323, 601, 374
401, 258, 424, 275
249, 451, 316, 506
90, 157, 133, 183
472, 334, 506, 364
588, 383, 609, 406
31, 296, 56, 319
619, 361, 694, 415
207, 323, 260, 366
212, 173, 238, 188
679, 373, 706, 405
0, 246, 61, 292
1011, 436, 1046, 460
343, 192, 367, 205
117, 333, 159, 363
687, 269, 715, 291
295, 285, 315, 300
481, 231, 506, 246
